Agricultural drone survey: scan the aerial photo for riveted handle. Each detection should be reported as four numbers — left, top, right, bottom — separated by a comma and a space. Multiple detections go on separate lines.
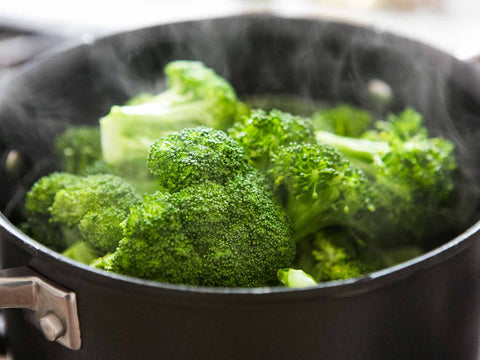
0, 266, 81, 350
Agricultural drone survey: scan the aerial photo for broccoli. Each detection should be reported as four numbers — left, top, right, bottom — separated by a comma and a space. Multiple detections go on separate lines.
55, 126, 102, 174
24, 172, 81, 251
25, 173, 140, 258
105, 175, 295, 287
100, 60, 249, 165
95, 126, 295, 287
49, 174, 140, 253
23, 71, 458, 287
148, 127, 251, 192
277, 268, 317, 288
294, 228, 384, 282
312, 104, 372, 137
269, 142, 374, 241
228, 109, 316, 171
316, 108, 456, 246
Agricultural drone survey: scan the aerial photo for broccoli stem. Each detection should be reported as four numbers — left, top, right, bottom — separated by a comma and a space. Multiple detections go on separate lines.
316, 131, 390, 162
277, 268, 318, 288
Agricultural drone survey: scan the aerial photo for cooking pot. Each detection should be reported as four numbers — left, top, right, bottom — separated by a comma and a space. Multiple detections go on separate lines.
1, 14, 480, 360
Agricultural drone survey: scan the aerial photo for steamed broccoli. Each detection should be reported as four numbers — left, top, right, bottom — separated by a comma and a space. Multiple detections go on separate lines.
24, 172, 81, 251
228, 109, 316, 171
25, 173, 140, 257
107, 176, 295, 287
316, 108, 456, 246
148, 127, 250, 192
277, 268, 317, 288
55, 126, 102, 174
98, 127, 295, 287
269, 142, 374, 241
100, 60, 249, 165
23, 64, 459, 288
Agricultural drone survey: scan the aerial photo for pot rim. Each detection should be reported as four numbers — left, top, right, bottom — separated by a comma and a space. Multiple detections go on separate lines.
1, 14, 479, 300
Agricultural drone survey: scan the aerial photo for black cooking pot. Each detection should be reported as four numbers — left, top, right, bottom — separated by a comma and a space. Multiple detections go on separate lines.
1, 14, 480, 360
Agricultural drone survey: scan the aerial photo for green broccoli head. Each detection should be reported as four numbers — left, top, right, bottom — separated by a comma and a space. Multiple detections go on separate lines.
148, 127, 250, 192
55, 126, 102, 174
228, 109, 316, 171
49, 174, 139, 226
295, 228, 384, 282
107, 174, 295, 287
49, 174, 139, 254
100, 60, 248, 165
25, 173, 139, 258
312, 104, 372, 137
78, 206, 129, 253
269, 143, 374, 241
24, 172, 81, 251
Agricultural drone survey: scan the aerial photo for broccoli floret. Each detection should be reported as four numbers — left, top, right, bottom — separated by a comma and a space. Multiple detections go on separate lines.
107, 175, 295, 287
78, 206, 130, 253
55, 126, 102, 174
148, 127, 250, 192
24, 172, 81, 251
269, 142, 374, 241
295, 228, 384, 282
100, 60, 248, 165
228, 109, 316, 171
312, 104, 372, 137
316, 108, 456, 246
50, 174, 138, 225
26, 173, 139, 259
49, 174, 140, 254
277, 268, 317, 288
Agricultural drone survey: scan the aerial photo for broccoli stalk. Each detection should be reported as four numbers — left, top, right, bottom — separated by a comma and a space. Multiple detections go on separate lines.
277, 268, 317, 288
100, 61, 249, 165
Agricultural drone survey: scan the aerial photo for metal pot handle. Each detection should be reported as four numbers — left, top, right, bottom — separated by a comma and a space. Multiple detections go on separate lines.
0, 266, 81, 350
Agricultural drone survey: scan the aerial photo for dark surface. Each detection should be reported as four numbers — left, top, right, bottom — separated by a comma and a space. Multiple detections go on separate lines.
1, 15, 480, 359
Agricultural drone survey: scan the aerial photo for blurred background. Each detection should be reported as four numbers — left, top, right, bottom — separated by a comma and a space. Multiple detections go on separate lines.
0, 0, 480, 79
